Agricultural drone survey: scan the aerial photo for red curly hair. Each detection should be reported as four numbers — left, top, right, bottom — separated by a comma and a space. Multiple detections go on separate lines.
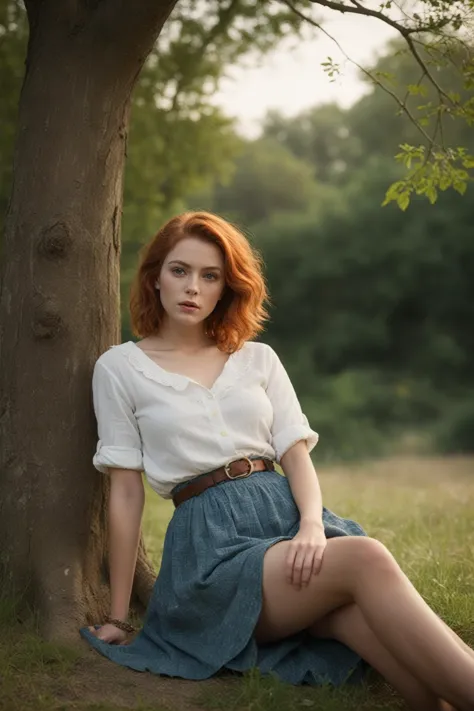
129, 211, 271, 353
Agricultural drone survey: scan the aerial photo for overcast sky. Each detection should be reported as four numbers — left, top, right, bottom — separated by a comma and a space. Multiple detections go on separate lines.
212, 7, 399, 137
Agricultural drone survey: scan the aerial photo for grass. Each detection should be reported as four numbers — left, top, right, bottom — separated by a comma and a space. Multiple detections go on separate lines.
195, 668, 399, 711
1, 455, 474, 710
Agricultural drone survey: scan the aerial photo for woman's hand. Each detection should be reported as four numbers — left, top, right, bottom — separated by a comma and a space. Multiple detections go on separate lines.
87, 623, 129, 645
286, 520, 327, 589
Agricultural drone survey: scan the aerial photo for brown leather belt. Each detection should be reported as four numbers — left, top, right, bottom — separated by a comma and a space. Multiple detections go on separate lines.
172, 457, 275, 508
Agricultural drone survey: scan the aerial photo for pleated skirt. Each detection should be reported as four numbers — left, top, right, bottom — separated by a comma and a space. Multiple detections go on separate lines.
80, 465, 369, 686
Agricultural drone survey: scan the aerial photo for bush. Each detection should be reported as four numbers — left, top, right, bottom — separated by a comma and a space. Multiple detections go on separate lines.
433, 395, 474, 454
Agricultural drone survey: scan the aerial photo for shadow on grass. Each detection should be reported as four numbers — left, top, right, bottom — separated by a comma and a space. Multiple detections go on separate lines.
0, 581, 173, 711
195, 668, 404, 711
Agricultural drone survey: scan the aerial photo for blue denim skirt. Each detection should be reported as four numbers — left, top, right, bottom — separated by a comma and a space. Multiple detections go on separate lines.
80, 464, 369, 686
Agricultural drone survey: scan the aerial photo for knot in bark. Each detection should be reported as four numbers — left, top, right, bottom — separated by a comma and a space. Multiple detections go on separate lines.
38, 223, 72, 260
32, 304, 63, 339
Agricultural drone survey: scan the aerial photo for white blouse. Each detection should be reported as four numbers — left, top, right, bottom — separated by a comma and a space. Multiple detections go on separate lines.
92, 340, 319, 499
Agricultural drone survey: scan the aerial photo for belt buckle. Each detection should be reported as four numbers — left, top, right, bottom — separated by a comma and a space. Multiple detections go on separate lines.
224, 456, 254, 480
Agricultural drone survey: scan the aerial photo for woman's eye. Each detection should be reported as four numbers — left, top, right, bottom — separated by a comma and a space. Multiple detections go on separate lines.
171, 267, 218, 280
171, 267, 219, 281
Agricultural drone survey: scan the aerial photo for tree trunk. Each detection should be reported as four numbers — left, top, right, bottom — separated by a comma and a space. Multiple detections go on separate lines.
0, 0, 178, 644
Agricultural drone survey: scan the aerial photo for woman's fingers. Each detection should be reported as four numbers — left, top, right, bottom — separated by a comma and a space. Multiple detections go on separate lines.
288, 546, 313, 588
300, 548, 316, 587
286, 544, 327, 588
87, 625, 109, 642
312, 545, 326, 575
287, 546, 306, 588
286, 547, 298, 585
286, 533, 329, 588
292, 549, 304, 588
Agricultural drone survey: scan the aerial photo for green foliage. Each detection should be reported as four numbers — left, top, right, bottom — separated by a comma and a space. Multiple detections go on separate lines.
434, 395, 474, 454
187, 137, 319, 225
192, 43, 474, 454
0, 0, 310, 241
383, 144, 474, 210
123, 85, 241, 246
121, 0, 312, 246
1, 0, 474, 458
321, 56, 341, 82
364, 39, 474, 207
117, 0, 315, 334
411, 1, 473, 32
262, 104, 359, 184
247, 150, 474, 458
264, 41, 474, 207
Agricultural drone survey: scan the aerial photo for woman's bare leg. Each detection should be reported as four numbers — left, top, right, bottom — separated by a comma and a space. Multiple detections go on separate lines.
309, 602, 455, 711
254, 537, 474, 710
436, 617, 474, 664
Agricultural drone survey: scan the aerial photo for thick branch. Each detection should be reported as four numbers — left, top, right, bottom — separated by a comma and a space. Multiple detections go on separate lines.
93, 0, 179, 60
24, 0, 79, 32
308, 0, 450, 35
24, 0, 178, 63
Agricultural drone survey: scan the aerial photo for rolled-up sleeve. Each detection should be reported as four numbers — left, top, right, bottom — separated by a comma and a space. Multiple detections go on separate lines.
264, 345, 319, 463
92, 360, 144, 474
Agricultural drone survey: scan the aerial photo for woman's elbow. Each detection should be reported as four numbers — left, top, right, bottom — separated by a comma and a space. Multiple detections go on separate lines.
280, 439, 311, 470
109, 468, 145, 501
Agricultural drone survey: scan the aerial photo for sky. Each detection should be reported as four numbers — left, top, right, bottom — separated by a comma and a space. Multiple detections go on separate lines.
212, 7, 399, 137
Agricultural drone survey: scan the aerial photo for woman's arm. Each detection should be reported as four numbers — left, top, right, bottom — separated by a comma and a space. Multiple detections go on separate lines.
281, 440, 324, 529
280, 441, 327, 587
108, 469, 145, 621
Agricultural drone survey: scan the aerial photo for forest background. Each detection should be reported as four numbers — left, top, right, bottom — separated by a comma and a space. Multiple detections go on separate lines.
2, 0, 473, 464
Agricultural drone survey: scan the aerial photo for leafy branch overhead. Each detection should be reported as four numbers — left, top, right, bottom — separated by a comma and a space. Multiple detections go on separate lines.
1, 0, 473, 218
282, 0, 474, 208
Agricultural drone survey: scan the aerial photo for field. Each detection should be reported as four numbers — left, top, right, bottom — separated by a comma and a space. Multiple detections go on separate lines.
1, 456, 474, 711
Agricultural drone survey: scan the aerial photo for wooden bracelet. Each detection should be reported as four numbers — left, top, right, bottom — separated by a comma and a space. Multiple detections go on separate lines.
104, 615, 136, 634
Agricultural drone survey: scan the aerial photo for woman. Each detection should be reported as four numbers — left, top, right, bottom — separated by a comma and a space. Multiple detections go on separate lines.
80, 211, 474, 711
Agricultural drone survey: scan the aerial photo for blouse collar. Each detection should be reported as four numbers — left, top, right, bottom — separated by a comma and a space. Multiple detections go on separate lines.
117, 340, 253, 396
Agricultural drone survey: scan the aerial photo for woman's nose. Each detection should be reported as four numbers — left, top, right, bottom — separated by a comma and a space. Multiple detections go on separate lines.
186, 279, 199, 293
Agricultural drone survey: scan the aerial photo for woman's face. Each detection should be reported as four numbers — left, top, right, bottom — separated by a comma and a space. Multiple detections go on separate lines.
156, 236, 226, 326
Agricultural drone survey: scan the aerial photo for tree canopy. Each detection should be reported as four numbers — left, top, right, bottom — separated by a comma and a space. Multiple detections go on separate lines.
1, 0, 473, 462
185, 40, 474, 459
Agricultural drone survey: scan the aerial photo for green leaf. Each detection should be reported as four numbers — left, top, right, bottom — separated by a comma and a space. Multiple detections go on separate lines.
439, 174, 452, 191
448, 92, 461, 103
426, 185, 438, 204
453, 181, 467, 196
407, 84, 428, 97
397, 191, 410, 211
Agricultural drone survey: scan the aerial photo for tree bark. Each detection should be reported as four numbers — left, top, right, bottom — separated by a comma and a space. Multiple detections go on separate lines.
0, 0, 178, 644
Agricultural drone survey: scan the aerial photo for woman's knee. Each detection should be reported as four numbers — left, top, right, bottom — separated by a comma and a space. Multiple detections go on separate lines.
342, 536, 398, 577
